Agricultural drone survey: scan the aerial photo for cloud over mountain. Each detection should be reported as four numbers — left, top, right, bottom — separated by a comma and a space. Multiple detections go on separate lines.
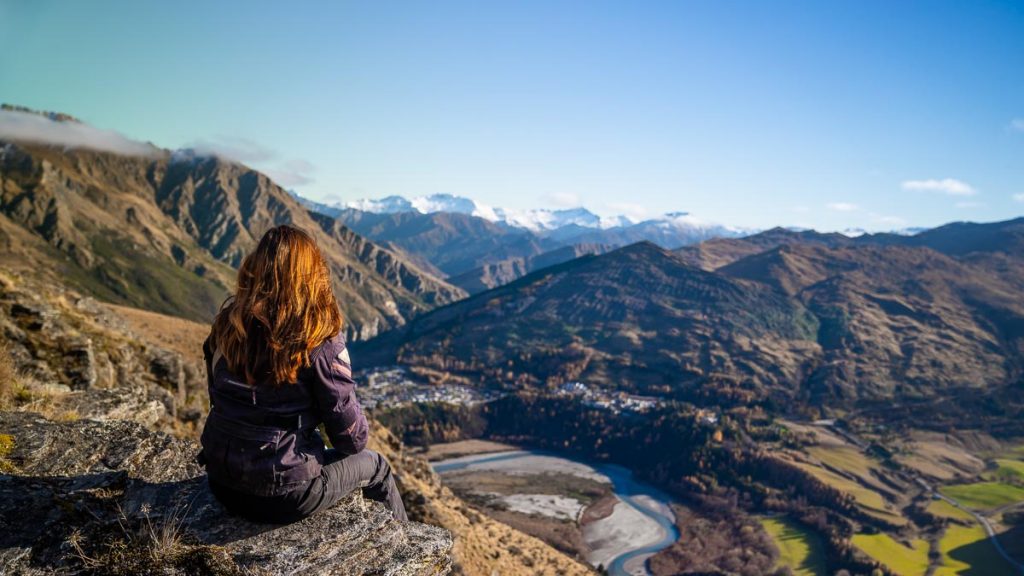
187, 135, 316, 187
0, 108, 155, 156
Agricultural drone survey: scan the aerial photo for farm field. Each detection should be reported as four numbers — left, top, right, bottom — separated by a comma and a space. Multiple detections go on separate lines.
805, 445, 898, 497
940, 481, 1024, 510
993, 458, 1024, 482
927, 499, 974, 522
851, 533, 930, 576
760, 516, 827, 576
791, 461, 906, 526
934, 522, 1017, 575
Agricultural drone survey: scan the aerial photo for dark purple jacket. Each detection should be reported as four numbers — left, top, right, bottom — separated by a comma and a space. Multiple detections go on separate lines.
199, 332, 369, 496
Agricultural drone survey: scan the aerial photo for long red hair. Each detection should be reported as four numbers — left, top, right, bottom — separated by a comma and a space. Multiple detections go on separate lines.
210, 225, 343, 385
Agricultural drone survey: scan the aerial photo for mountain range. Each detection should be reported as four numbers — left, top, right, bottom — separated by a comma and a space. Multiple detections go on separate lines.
297, 193, 752, 292
337, 193, 637, 231
356, 218, 1024, 423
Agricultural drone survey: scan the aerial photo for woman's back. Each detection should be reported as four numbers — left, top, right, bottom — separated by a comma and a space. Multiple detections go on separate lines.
198, 225, 403, 523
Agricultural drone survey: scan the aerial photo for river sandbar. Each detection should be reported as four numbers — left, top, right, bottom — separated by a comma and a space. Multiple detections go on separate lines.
583, 497, 668, 570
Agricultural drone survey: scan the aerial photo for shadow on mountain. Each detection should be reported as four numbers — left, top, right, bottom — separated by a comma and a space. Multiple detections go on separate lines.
944, 523, 1024, 575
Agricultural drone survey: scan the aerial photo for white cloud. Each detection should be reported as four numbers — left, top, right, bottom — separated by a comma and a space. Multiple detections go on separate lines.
1013, 193, 1024, 203
901, 178, 976, 196
189, 136, 276, 163
0, 109, 155, 156
1009, 118, 1024, 132
605, 202, 650, 221
188, 135, 316, 188
264, 158, 316, 187
826, 202, 859, 212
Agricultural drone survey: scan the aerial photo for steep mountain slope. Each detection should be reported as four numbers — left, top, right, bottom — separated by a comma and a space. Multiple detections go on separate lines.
719, 243, 1024, 403
313, 206, 557, 278
0, 137, 464, 340
358, 242, 822, 403
448, 242, 612, 295
329, 207, 550, 278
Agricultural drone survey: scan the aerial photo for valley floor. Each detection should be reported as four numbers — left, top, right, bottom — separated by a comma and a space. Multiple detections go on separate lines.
428, 445, 681, 576
414, 423, 1024, 576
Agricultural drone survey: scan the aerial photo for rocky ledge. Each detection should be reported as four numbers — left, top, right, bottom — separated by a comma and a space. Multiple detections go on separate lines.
0, 411, 452, 575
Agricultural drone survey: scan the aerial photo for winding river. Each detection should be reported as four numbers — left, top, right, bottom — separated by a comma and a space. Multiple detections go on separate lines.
432, 450, 680, 576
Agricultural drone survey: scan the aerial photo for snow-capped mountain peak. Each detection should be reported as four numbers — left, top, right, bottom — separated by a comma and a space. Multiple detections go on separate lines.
345, 193, 502, 222
333, 193, 749, 237
497, 206, 625, 232
345, 195, 414, 213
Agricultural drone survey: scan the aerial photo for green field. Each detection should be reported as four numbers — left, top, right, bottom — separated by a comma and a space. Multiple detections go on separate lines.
993, 459, 1024, 482
934, 522, 1016, 575
940, 481, 1024, 510
927, 499, 974, 522
851, 532, 930, 576
761, 516, 827, 576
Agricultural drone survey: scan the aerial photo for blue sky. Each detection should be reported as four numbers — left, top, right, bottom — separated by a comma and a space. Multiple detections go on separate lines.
2, 1, 1023, 230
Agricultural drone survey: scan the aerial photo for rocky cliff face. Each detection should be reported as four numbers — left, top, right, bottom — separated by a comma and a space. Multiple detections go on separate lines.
0, 411, 452, 575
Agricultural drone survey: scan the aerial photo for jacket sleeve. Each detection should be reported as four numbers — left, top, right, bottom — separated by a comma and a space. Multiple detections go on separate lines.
202, 335, 214, 408
310, 334, 368, 455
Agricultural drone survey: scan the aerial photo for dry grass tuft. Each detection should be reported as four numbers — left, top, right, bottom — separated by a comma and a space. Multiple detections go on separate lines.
69, 503, 261, 576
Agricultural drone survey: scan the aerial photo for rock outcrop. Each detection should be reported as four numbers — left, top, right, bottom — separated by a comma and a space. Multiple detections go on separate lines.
0, 411, 453, 575
0, 270, 204, 434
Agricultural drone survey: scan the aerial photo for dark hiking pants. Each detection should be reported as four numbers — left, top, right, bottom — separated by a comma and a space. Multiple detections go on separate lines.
209, 448, 408, 524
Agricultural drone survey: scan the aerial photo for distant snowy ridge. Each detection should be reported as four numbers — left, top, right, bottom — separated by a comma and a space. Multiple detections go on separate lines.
336, 192, 656, 232
341, 193, 632, 231
297, 192, 759, 248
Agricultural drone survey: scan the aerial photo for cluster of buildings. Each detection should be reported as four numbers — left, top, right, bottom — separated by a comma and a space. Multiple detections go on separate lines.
359, 369, 678, 418
554, 380, 662, 414
358, 367, 501, 409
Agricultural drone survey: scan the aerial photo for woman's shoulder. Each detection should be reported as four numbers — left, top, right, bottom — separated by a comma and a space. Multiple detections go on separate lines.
311, 331, 347, 363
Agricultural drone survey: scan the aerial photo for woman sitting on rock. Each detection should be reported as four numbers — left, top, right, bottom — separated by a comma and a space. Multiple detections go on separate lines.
198, 225, 407, 523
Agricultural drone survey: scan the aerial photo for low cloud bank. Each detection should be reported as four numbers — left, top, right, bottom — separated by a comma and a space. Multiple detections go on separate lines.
185, 135, 316, 187
0, 109, 155, 156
